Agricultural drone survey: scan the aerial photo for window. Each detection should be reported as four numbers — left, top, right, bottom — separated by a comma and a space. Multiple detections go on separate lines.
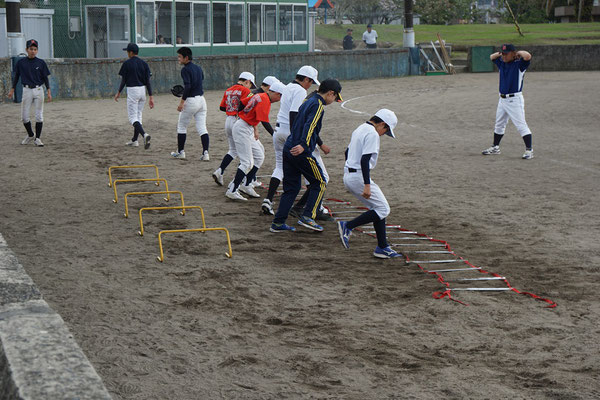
213, 3, 227, 43
248, 4, 261, 43
136, 2, 154, 43
194, 3, 210, 43
156, 2, 172, 44
264, 4, 276, 42
279, 4, 292, 42
229, 3, 244, 43
175, 2, 191, 44
293, 5, 306, 42
109, 8, 128, 40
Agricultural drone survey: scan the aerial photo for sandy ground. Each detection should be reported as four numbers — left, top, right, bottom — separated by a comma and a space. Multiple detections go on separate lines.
1, 71, 599, 399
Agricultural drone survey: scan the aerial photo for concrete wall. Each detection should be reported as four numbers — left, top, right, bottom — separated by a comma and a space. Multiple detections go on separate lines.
0, 48, 416, 102
0, 233, 112, 400
0, 58, 10, 102
468, 44, 600, 72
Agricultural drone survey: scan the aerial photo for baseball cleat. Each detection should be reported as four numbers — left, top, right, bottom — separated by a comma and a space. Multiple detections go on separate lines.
34, 138, 44, 147
126, 140, 139, 147
200, 150, 210, 161
482, 145, 500, 155
261, 199, 275, 215
270, 223, 296, 233
225, 189, 247, 201
297, 216, 323, 232
239, 184, 260, 198
212, 169, 224, 186
316, 209, 335, 222
337, 221, 351, 249
21, 136, 34, 145
171, 150, 186, 159
251, 180, 262, 188
143, 135, 151, 150
522, 149, 534, 159
373, 246, 403, 259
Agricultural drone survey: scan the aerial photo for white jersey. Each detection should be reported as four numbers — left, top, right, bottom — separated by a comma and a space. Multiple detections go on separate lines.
276, 82, 307, 125
362, 30, 378, 45
345, 122, 380, 171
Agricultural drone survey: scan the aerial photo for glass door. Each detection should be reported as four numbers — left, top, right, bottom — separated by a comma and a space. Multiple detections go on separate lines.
87, 6, 130, 58
107, 7, 130, 58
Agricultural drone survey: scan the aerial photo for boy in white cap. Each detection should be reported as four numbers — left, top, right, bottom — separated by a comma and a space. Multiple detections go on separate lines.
252, 76, 278, 94
261, 65, 320, 215
226, 80, 286, 201
337, 109, 403, 259
212, 72, 256, 185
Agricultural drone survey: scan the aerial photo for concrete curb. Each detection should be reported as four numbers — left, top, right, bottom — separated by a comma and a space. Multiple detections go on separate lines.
0, 233, 112, 400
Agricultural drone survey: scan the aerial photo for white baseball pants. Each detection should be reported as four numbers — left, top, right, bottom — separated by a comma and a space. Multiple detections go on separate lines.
21, 86, 44, 123
126, 86, 146, 125
271, 123, 290, 181
343, 170, 390, 220
494, 93, 531, 137
232, 119, 259, 174
177, 95, 208, 135
224, 115, 238, 158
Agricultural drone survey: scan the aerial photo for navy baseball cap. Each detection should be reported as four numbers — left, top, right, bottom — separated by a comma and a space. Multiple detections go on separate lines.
26, 39, 38, 48
501, 44, 516, 53
367, 23, 372, 28
123, 43, 139, 54
319, 78, 343, 102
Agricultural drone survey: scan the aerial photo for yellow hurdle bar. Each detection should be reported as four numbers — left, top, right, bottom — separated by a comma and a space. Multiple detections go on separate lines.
138, 205, 206, 236
112, 178, 169, 203
123, 190, 185, 218
156, 228, 233, 262
108, 165, 160, 188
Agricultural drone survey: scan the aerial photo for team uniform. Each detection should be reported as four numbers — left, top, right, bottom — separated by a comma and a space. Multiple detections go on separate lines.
117, 54, 153, 149
363, 28, 378, 49
337, 109, 402, 259
171, 61, 209, 159
12, 49, 51, 146
483, 46, 534, 159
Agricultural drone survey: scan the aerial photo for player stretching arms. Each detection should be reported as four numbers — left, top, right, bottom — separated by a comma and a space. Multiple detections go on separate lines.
114, 43, 154, 149
337, 109, 403, 259
482, 44, 534, 159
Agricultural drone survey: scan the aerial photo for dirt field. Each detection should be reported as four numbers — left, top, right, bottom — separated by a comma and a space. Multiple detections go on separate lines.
1, 71, 599, 399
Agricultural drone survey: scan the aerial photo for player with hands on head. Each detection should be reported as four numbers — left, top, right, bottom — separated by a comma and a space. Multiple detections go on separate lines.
337, 109, 403, 259
8, 39, 51, 147
483, 44, 534, 160
114, 43, 154, 149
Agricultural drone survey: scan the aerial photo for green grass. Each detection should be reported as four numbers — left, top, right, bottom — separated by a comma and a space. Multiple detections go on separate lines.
317, 23, 600, 47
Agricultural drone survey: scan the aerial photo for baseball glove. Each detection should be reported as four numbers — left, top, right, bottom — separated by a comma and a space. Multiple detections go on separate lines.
171, 84, 184, 97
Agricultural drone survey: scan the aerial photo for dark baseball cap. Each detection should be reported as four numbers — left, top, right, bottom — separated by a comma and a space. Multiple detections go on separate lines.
123, 43, 139, 54
26, 39, 38, 48
347, 28, 353, 32
319, 78, 343, 102
367, 23, 372, 28
501, 44, 516, 53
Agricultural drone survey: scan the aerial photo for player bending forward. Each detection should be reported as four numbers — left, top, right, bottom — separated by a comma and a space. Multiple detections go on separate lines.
337, 109, 403, 259
482, 44, 534, 160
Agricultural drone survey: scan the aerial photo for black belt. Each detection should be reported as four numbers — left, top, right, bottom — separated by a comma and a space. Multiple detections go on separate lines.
348, 168, 358, 173
24, 85, 41, 89
500, 93, 516, 98
276, 123, 280, 127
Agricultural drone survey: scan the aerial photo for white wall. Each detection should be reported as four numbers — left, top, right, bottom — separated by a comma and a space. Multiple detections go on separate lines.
0, 9, 54, 58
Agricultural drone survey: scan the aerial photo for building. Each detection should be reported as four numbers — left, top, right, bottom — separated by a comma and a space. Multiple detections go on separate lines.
35, 0, 309, 58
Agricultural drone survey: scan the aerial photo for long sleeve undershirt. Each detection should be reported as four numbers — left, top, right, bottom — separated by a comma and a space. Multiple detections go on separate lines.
361, 153, 372, 184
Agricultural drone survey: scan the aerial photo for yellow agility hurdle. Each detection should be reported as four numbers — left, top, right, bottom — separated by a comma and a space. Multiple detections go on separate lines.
123, 190, 185, 218
108, 165, 160, 188
138, 205, 206, 236
112, 178, 169, 203
156, 228, 233, 262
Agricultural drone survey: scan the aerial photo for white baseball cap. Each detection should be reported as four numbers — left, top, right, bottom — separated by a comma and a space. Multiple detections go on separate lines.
238, 71, 256, 88
261, 76, 278, 87
268, 80, 286, 95
297, 65, 319, 85
374, 109, 398, 138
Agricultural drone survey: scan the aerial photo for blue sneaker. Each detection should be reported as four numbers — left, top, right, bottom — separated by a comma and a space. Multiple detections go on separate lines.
337, 221, 351, 249
373, 246, 403, 259
298, 216, 323, 232
270, 223, 296, 233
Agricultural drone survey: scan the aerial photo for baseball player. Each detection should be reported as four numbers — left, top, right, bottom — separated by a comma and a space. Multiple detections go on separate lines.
261, 65, 320, 215
337, 109, 403, 259
114, 43, 154, 149
225, 81, 286, 201
212, 72, 256, 186
482, 44, 534, 160
270, 79, 342, 233
171, 47, 210, 160
252, 76, 278, 94
8, 39, 51, 147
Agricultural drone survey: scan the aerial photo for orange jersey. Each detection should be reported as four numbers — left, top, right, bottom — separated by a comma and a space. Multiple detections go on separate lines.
239, 92, 271, 126
220, 84, 252, 116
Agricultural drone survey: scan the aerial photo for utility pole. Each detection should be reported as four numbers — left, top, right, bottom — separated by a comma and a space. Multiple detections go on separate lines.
6, 0, 26, 57
403, 0, 415, 47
